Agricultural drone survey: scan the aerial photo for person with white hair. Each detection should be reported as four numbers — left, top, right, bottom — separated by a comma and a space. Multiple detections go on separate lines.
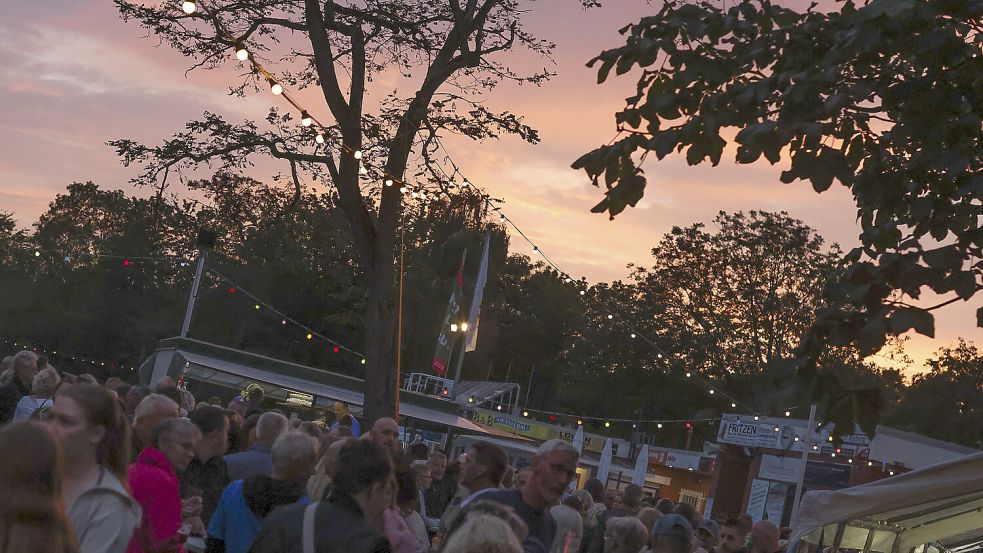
224, 411, 289, 481
207, 431, 317, 553
13, 366, 60, 420
482, 439, 581, 553
131, 393, 180, 461
0, 350, 39, 424
551, 504, 585, 553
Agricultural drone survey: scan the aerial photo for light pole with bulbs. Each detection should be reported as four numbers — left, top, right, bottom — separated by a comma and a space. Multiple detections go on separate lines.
449, 321, 469, 396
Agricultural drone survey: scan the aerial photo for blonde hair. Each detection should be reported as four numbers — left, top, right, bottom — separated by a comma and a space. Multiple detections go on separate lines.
442, 514, 522, 553
31, 368, 60, 398
605, 516, 648, 553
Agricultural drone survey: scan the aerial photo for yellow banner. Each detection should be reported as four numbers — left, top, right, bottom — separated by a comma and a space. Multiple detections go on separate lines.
471, 409, 551, 440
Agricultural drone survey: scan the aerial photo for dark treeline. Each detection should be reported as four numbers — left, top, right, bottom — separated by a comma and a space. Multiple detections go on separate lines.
0, 179, 975, 447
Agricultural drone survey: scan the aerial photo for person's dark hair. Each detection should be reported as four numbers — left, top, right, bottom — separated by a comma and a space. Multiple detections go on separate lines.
56, 384, 131, 481
674, 501, 697, 525
622, 484, 644, 509
331, 440, 393, 497
656, 497, 675, 515
207, 396, 222, 406
298, 421, 322, 439
115, 384, 131, 400
585, 478, 605, 502
445, 460, 460, 477
157, 386, 183, 407
189, 405, 227, 435
470, 441, 508, 486
36, 355, 49, 371
721, 517, 744, 530
407, 442, 429, 462
0, 421, 76, 553
393, 464, 419, 511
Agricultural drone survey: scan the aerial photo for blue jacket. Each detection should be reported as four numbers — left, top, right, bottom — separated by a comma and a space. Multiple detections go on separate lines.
206, 476, 309, 553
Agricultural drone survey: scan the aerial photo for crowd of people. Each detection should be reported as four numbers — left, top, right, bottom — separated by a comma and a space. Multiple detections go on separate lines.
0, 349, 793, 553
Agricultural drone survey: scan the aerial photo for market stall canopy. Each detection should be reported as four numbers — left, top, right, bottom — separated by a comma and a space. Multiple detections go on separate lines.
141, 337, 491, 435
791, 451, 983, 553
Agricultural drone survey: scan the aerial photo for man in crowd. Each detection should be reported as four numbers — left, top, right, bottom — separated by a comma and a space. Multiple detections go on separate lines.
695, 518, 720, 553
369, 417, 401, 453
424, 450, 456, 518
225, 411, 289, 481
181, 405, 230, 525
207, 432, 317, 553
656, 497, 676, 515
0, 350, 39, 424
589, 483, 643, 553
604, 488, 619, 510
438, 441, 509, 535
717, 517, 750, 553
131, 394, 180, 460
249, 439, 394, 553
483, 439, 580, 553
750, 521, 782, 553
651, 514, 694, 553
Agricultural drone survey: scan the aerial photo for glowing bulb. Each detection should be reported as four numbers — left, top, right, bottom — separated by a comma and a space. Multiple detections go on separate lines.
630, 333, 636, 339
34, 251, 40, 257
794, 436, 800, 442
254, 304, 260, 310
270, 82, 283, 95
607, 314, 613, 320
522, 411, 529, 417
235, 47, 249, 61
353, 150, 362, 159
868, 461, 873, 466
450, 323, 458, 332
306, 333, 313, 340
753, 416, 759, 421
657, 353, 663, 359
848, 459, 853, 463
463, 180, 471, 187
315, 132, 325, 144
774, 426, 780, 432
460, 323, 469, 332
604, 421, 610, 428
889, 471, 894, 476
499, 214, 506, 223
385, 179, 393, 187
181, 1, 196, 14
579, 290, 586, 296
828, 436, 834, 442
564, 277, 572, 283
533, 246, 540, 253
731, 403, 737, 408
281, 319, 287, 325
360, 358, 366, 364
785, 410, 791, 417
301, 111, 312, 126
359, 166, 368, 175
685, 372, 692, 378
709, 389, 714, 395
399, 186, 408, 193
496, 405, 503, 411
657, 423, 663, 429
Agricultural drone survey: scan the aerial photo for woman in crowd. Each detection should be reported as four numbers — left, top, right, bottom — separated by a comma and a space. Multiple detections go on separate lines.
128, 417, 201, 553
551, 504, 584, 553
396, 464, 429, 550
382, 465, 425, 553
442, 515, 523, 553
604, 517, 649, 553
0, 421, 77, 553
48, 384, 141, 553
14, 366, 60, 420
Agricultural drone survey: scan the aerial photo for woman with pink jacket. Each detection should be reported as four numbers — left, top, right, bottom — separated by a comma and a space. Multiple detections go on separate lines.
127, 418, 200, 553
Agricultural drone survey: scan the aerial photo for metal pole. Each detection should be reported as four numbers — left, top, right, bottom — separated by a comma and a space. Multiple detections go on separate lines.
790, 403, 817, 528
180, 250, 207, 337
451, 329, 467, 391
524, 363, 536, 406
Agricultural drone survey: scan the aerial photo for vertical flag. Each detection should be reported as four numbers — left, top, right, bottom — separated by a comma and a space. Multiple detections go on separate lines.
464, 232, 490, 352
432, 250, 466, 376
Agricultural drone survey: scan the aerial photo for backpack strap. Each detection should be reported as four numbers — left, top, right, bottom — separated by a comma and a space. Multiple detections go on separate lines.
303, 501, 319, 553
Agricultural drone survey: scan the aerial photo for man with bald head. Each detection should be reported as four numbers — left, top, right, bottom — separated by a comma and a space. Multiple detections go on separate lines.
369, 417, 400, 453
225, 411, 289, 481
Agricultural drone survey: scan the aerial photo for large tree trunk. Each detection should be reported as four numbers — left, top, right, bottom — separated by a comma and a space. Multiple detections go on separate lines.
362, 267, 399, 428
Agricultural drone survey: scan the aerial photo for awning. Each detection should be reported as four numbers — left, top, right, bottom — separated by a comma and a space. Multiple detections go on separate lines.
791, 452, 983, 553
177, 350, 489, 435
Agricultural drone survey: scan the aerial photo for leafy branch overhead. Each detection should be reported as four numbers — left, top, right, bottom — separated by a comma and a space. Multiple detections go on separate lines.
574, 0, 983, 393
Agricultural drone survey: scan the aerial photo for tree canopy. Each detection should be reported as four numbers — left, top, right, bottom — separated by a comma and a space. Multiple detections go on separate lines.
110, 0, 556, 424
574, 0, 983, 435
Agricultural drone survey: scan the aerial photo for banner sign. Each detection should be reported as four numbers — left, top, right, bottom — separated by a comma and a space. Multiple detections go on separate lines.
717, 413, 870, 453
432, 253, 466, 376
470, 408, 629, 457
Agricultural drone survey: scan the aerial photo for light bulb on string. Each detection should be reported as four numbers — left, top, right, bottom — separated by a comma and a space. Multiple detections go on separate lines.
685, 372, 691, 378
463, 180, 471, 187
579, 290, 586, 296
270, 81, 283, 95
34, 251, 40, 257
785, 410, 791, 417
630, 333, 636, 339
564, 277, 572, 283
181, 1, 196, 14
353, 150, 363, 160
235, 47, 249, 61
399, 186, 408, 193
499, 214, 505, 223
360, 358, 366, 365
301, 111, 312, 127
709, 389, 714, 395
607, 314, 613, 320
604, 421, 610, 428
306, 333, 313, 340
333, 346, 340, 353
385, 179, 393, 187
315, 131, 325, 144
731, 403, 737, 408
657, 423, 663, 429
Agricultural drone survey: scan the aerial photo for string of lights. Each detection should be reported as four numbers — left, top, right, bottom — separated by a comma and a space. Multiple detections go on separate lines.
130, 0, 810, 425
0, 338, 138, 374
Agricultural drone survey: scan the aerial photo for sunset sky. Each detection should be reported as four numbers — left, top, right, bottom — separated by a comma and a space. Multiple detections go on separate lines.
1, 0, 978, 375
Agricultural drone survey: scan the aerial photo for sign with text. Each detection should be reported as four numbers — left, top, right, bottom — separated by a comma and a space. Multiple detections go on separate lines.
470, 409, 630, 457
717, 414, 871, 453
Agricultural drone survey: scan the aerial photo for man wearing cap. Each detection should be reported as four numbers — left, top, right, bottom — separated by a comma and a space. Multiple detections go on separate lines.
694, 518, 720, 553
651, 513, 694, 553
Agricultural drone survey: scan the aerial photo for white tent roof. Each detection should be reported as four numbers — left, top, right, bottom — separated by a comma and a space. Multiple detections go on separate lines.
791, 451, 983, 553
